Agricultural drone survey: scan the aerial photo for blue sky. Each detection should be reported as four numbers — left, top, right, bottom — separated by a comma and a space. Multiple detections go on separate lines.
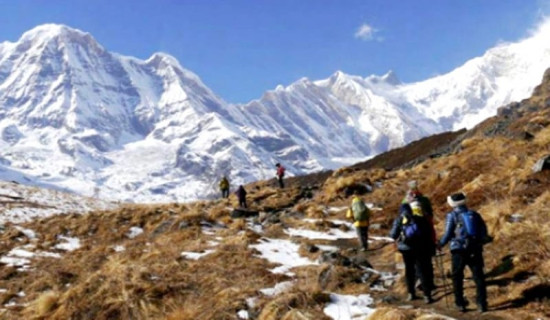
0, 0, 548, 103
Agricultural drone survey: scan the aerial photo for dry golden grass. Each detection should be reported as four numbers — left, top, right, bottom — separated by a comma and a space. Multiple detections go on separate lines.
367, 307, 413, 320
533, 123, 550, 146
24, 290, 59, 319
2, 82, 550, 320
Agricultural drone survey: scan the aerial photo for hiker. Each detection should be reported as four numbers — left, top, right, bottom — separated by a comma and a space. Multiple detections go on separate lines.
389, 201, 435, 303
438, 192, 489, 313
346, 191, 370, 251
235, 185, 247, 208
402, 180, 436, 291
275, 163, 285, 188
219, 176, 230, 198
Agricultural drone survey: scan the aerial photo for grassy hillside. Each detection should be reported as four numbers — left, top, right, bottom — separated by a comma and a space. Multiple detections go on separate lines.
1, 70, 550, 319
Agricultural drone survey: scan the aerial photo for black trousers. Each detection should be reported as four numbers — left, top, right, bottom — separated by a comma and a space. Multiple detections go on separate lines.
221, 188, 229, 198
238, 198, 247, 208
355, 226, 368, 250
277, 176, 284, 188
401, 249, 433, 297
416, 255, 435, 290
451, 249, 487, 308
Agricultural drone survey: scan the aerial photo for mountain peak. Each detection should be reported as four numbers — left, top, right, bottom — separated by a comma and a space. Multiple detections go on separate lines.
20, 24, 89, 42
330, 70, 350, 81
365, 70, 400, 85
147, 52, 183, 68
381, 70, 401, 85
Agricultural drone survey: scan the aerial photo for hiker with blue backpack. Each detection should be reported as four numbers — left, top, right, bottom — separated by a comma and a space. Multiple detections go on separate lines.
438, 192, 490, 313
346, 191, 370, 251
389, 200, 435, 303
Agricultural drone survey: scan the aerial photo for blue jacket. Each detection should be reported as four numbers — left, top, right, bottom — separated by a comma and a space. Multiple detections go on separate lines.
389, 203, 433, 252
439, 205, 483, 252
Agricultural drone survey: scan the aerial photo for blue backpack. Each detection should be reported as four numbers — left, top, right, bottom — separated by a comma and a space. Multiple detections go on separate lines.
400, 208, 427, 245
455, 210, 489, 249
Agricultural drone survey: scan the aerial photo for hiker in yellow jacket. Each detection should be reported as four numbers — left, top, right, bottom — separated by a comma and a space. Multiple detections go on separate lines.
346, 192, 370, 251
219, 176, 230, 199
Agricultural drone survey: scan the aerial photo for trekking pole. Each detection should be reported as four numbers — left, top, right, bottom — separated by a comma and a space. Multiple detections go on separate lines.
436, 252, 450, 308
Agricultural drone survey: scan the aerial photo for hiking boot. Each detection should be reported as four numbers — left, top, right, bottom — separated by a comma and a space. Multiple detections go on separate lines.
406, 293, 418, 301
424, 296, 434, 304
455, 298, 469, 312
455, 304, 467, 312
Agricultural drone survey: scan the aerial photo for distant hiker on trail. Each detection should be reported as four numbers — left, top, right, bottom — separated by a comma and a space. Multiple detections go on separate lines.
275, 163, 285, 188
235, 185, 247, 208
346, 191, 370, 251
438, 192, 490, 313
402, 180, 436, 292
389, 200, 435, 304
219, 176, 230, 199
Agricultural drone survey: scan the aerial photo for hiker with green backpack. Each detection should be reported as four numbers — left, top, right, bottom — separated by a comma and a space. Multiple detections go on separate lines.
346, 191, 370, 251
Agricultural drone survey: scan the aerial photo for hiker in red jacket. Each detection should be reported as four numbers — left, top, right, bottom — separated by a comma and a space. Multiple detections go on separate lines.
275, 163, 285, 188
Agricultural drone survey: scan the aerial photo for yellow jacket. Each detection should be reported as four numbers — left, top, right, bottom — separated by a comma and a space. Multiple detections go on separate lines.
219, 178, 229, 190
346, 196, 370, 227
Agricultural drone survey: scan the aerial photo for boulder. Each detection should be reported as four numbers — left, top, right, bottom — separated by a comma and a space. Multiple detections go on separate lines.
319, 251, 351, 267
532, 155, 550, 173
343, 183, 371, 197
231, 208, 259, 218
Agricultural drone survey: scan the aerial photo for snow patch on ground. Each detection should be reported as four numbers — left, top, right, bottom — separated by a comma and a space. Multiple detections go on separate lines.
0, 182, 118, 224
0, 246, 61, 271
250, 238, 317, 275
317, 245, 339, 252
237, 309, 249, 319
14, 226, 37, 239
127, 227, 144, 239
259, 281, 295, 296
285, 227, 356, 240
55, 236, 81, 251
323, 293, 375, 320
181, 250, 215, 260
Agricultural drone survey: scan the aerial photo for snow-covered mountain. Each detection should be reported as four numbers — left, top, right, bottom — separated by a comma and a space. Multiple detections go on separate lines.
0, 22, 549, 202
0, 25, 281, 202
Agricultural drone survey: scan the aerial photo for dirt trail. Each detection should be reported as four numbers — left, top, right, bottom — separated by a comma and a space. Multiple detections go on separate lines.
353, 238, 526, 320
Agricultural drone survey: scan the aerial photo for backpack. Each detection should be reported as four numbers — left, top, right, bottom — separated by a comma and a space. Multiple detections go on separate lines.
454, 210, 490, 249
410, 200, 424, 217
277, 166, 285, 177
401, 213, 425, 245
351, 199, 369, 221
220, 178, 229, 189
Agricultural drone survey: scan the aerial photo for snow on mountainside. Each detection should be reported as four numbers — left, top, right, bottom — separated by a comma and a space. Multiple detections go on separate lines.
403, 21, 550, 130
0, 22, 549, 202
0, 24, 296, 203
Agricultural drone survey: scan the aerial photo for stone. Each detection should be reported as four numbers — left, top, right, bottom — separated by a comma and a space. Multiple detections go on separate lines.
532, 155, 550, 173
153, 219, 174, 235
231, 208, 259, 218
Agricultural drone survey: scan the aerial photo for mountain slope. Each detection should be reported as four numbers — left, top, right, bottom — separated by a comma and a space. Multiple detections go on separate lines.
403, 22, 550, 130
0, 25, 297, 202
0, 22, 550, 202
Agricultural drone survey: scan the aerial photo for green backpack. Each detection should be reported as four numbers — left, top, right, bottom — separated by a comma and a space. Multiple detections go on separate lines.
352, 199, 369, 221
